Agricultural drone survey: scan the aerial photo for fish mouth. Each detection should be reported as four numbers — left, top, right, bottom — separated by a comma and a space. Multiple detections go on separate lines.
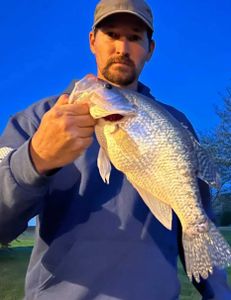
90, 106, 136, 121
103, 114, 124, 122
102, 110, 136, 122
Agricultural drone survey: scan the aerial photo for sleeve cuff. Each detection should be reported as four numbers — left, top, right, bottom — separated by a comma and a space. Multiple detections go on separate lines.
10, 140, 52, 190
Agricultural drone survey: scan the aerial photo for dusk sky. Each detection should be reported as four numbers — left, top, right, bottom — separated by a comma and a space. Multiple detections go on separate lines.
0, 0, 230, 226
1, 0, 231, 227
1, 1, 230, 226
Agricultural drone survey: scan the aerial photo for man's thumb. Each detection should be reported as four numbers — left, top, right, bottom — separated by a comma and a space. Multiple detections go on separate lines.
55, 94, 69, 106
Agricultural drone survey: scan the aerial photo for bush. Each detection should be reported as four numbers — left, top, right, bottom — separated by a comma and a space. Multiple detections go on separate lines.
0, 242, 11, 249
219, 211, 231, 226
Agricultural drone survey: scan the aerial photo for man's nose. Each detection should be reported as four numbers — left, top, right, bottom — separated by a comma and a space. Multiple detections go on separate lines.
115, 38, 130, 56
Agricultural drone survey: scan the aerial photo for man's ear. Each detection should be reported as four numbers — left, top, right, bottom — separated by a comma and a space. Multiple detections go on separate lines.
89, 31, 96, 54
146, 39, 155, 62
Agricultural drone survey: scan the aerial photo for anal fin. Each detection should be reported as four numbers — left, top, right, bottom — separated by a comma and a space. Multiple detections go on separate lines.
132, 182, 173, 230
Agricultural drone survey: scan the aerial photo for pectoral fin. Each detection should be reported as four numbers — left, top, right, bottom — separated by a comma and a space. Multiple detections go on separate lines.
97, 147, 111, 184
189, 133, 221, 189
132, 182, 173, 230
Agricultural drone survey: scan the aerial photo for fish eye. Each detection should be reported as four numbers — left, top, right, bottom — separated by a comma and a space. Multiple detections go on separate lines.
104, 83, 113, 89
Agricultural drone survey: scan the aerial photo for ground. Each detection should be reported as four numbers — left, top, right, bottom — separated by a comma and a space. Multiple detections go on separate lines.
0, 228, 231, 300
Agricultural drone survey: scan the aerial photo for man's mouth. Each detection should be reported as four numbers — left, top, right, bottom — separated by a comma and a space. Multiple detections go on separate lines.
113, 62, 130, 65
112, 63, 132, 70
109, 58, 134, 68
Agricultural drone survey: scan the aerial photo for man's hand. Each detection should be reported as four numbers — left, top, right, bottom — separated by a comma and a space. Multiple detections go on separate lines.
30, 94, 96, 175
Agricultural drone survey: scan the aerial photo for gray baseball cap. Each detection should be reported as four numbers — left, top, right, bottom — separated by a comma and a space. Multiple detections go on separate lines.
92, 0, 154, 32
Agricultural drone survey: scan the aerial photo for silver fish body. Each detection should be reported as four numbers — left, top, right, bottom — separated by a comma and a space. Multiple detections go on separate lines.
69, 74, 231, 282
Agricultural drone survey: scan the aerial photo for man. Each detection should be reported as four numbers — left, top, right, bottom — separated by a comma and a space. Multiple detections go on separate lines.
0, 0, 230, 299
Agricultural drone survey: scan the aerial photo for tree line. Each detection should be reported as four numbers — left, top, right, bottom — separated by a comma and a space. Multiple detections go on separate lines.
200, 87, 231, 196
200, 87, 231, 226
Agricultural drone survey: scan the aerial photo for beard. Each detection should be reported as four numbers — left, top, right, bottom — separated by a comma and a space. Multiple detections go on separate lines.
101, 55, 137, 86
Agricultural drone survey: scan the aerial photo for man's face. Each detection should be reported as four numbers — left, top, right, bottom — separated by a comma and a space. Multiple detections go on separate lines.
90, 14, 155, 89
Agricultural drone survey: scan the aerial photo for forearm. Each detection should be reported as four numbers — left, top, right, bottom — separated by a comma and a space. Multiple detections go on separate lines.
195, 268, 231, 300
0, 140, 51, 243
0, 94, 95, 243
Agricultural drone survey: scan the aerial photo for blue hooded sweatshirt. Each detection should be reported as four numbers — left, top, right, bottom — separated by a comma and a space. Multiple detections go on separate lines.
0, 80, 230, 300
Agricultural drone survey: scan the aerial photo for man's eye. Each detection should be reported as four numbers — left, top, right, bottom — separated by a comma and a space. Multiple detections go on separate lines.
129, 35, 141, 42
107, 32, 119, 39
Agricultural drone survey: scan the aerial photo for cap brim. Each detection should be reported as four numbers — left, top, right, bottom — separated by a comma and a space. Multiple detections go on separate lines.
93, 10, 153, 32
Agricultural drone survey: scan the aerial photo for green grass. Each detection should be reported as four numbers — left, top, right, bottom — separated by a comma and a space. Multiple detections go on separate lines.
0, 231, 34, 300
0, 228, 231, 300
178, 260, 231, 300
0, 247, 32, 300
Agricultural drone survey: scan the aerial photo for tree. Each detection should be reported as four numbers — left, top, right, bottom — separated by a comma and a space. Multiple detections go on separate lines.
0, 241, 11, 249
200, 88, 231, 196
199, 88, 231, 225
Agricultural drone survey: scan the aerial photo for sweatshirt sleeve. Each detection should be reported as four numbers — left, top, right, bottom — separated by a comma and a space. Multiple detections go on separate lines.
0, 111, 52, 244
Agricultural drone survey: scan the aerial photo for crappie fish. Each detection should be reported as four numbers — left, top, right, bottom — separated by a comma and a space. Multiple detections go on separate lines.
69, 74, 231, 282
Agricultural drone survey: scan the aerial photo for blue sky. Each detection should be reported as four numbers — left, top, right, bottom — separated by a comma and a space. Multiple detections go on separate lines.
1, 0, 230, 135
0, 0, 230, 226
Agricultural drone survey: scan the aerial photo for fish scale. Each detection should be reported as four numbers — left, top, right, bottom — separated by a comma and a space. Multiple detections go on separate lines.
69, 74, 231, 283
107, 128, 204, 233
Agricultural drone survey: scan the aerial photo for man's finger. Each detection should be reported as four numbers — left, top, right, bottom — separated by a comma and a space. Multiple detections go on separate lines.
54, 94, 91, 116
74, 114, 96, 127
72, 102, 91, 115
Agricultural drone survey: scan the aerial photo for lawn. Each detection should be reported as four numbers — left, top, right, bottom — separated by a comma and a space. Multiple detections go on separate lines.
0, 228, 231, 300
0, 229, 34, 300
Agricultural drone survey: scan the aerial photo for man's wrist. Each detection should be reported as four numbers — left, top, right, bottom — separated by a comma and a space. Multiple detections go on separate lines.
29, 139, 59, 176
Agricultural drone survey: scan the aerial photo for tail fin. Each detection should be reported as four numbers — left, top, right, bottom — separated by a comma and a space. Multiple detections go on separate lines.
182, 220, 231, 282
